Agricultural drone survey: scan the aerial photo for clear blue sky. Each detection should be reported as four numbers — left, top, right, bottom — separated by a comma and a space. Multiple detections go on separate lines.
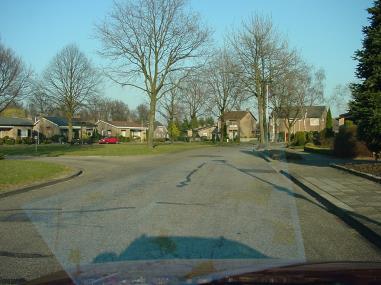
0, 0, 372, 111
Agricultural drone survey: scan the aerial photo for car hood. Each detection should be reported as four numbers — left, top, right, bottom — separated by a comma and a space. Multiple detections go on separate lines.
27, 259, 381, 285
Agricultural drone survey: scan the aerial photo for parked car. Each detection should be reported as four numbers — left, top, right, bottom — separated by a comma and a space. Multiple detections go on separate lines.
98, 137, 119, 144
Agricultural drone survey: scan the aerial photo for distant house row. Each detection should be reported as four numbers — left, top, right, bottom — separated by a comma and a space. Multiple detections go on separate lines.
0, 116, 168, 141
0, 111, 258, 142
0, 107, 345, 142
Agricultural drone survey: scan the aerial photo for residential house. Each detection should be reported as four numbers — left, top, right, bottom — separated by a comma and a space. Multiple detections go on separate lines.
96, 120, 148, 140
195, 125, 217, 141
270, 106, 328, 142
0, 117, 34, 139
34, 117, 96, 140
153, 121, 169, 140
337, 112, 354, 127
219, 111, 257, 142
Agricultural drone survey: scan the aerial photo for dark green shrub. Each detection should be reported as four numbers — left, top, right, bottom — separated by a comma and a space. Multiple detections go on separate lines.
334, 125, 364, 158
278, 132, 285, 142
51, 135, 61, 143
325, 108, 334, 138
293, 131, 306, 146
22, 137, 35, 144
4, 136, 15, 145
305, 131, 314, 143
312, 131, 320, 145
118, 135, 130, 143
15, 137, 22, 144
91, 129, 101, 141
43, 139, 52, 144
0, 138, 3, 145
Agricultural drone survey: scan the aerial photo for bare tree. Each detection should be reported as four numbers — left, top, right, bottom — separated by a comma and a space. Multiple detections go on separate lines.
159, 75, 184, 142
43, 44, 100, 142
134, 103, 150, 124
181, 69, 209, 130
270, 55, 326, 143
327, 84, 351, 116
107, 99, 131, 121
306, 68, 325, 106
206, 48, 246, 142
0, 42, 31, 113
274, 61, 310, 143
96, 0, 210, 147
232, 14, 287, 144
79, 97, 132, 122
27, 79, 54, 117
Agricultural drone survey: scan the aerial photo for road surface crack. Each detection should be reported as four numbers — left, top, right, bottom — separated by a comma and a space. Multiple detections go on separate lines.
177, 162, 206, 188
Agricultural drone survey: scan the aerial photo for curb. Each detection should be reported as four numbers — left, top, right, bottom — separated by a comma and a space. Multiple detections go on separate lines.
0, 169, 83, 199
281, 170, 381, 250
330, 163, 381, 184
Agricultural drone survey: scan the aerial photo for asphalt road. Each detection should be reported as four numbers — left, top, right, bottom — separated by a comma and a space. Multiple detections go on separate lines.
1, 145, 380, 283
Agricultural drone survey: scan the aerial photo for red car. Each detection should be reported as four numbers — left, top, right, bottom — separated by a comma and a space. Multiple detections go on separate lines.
98, 137, 119, 144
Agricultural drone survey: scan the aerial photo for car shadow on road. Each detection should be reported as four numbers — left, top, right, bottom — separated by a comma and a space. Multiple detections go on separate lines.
93, 235, 271, 262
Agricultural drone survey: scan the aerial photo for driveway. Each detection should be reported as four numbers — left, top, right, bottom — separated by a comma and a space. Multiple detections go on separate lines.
1, 145, 380, 283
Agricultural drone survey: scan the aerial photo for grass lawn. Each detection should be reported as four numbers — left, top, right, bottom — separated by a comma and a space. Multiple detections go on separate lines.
0, 142, 215, 157
0, 160, 71, 191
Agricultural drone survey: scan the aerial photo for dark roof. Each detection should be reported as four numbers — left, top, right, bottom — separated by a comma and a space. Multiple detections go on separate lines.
223, 111, 256, 121
338, 112, 353, 120
275, 106, 327, 119
44, 117, 95, 127
0, 117, 34, 126
103, 120, 145, 128
44, 116, 67, 126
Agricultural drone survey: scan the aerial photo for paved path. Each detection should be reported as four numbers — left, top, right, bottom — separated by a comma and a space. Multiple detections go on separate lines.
267, 147, 381, 246
1, 146, 380, 283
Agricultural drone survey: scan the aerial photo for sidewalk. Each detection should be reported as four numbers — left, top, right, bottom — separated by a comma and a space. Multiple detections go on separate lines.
264, 147, 381, 247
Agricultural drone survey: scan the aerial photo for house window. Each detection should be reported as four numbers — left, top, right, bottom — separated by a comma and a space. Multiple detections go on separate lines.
310, 118, 320, 126
17, 129, 28, 137
121, 130, 126, 137
107, 130, 112, 136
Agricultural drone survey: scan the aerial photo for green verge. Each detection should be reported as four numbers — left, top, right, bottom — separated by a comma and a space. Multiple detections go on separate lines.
0, 160, 71, 191
0, 142, 215, 157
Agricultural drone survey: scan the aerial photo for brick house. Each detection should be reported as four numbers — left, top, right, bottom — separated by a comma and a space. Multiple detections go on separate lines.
34, 117, 95, 140
270, 106, 328, 142
95, 120, 148, 140
218, 111, 257, 142
0, 117, 34, 139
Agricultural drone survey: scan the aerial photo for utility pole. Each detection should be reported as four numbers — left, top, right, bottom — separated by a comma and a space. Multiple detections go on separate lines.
266, 83, 269, 149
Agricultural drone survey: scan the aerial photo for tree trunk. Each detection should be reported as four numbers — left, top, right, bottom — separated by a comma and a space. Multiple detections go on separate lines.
147, 96, 156, 148
220, 112, 225, 143
67, 113, 73, 143
257, 95, 265, 144
285, 123, 292, 144
169, 117, 174, 144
